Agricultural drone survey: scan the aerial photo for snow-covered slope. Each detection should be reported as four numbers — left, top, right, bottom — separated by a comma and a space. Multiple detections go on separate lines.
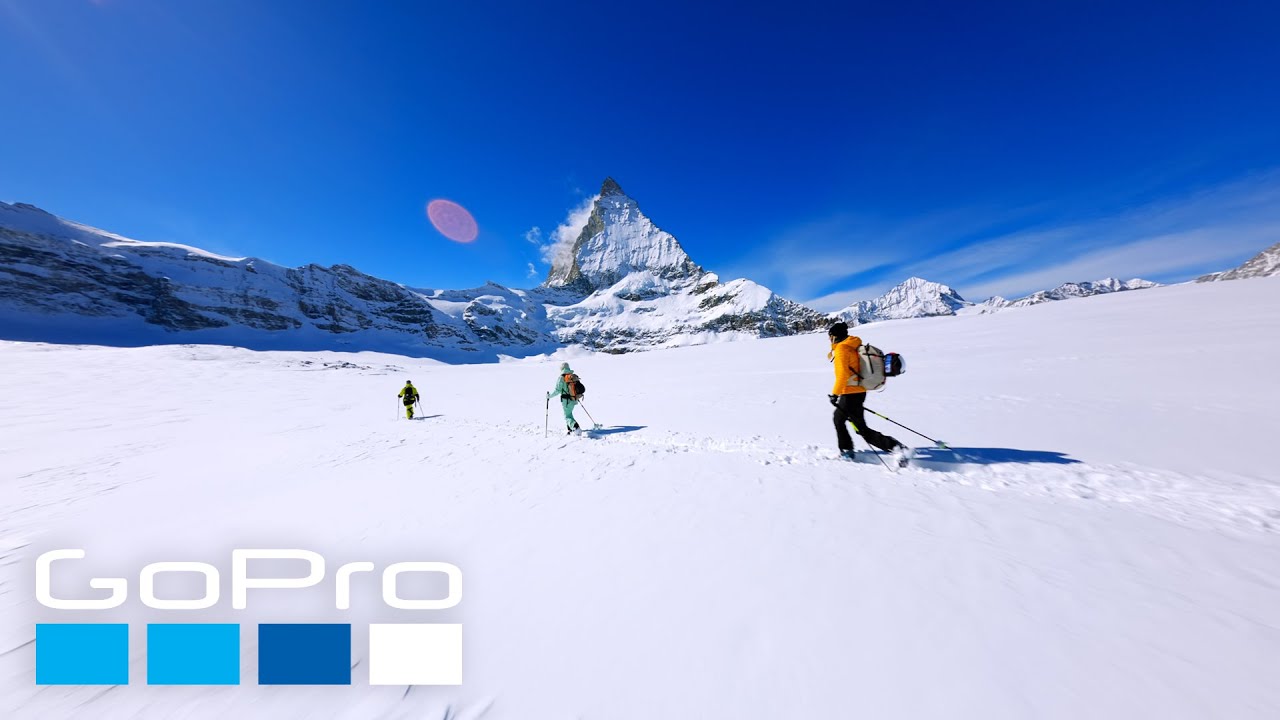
3, 277, 1279, 719
1197, 240, 1280, 282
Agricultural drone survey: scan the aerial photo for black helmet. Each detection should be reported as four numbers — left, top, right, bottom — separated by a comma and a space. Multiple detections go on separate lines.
827, 321, 849, 342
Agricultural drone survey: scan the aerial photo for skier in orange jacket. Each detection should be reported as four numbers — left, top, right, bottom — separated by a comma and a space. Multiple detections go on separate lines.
827, 321, 907, 463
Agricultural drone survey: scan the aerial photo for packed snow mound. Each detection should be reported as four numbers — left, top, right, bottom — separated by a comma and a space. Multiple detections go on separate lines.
1197, 240, 1280, 282
2, 277, 1280, 719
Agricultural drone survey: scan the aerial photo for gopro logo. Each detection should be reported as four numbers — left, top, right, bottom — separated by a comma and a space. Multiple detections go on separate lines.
33, 549, 463, 686
35, 548, 462, 611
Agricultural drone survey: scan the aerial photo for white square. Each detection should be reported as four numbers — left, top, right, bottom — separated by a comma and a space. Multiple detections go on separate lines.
368, 623, 463, 685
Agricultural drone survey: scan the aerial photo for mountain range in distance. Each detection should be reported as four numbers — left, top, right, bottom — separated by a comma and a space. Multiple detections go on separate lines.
1, 178, 1275, 360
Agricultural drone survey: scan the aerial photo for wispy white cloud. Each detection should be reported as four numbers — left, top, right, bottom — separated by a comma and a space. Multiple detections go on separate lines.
720, 205, 1021, 305
902, 171, 1280, 299
962, 226, 1274, 299
533, 195, 597, 268
716, 216, 917, 298
803, 283, 891, 313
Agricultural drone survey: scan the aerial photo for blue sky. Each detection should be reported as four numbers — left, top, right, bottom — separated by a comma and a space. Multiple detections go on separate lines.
1, 0, 1278, 310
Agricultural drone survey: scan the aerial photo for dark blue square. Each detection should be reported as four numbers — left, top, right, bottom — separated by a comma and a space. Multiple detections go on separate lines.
257, 624, 350, 685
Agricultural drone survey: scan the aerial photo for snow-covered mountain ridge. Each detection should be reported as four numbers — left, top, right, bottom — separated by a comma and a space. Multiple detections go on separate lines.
0, 182, 825, 358
5, 182, 1269, 356
1197, 241, 1280, 282
835, 275, 1160, 324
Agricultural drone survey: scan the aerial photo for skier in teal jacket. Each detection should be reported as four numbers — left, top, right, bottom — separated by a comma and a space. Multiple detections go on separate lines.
547, 362, 583, 433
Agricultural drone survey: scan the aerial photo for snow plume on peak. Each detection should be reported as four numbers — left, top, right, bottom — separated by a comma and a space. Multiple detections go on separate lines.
836, 277, 972, 324
539, 194, 599, 276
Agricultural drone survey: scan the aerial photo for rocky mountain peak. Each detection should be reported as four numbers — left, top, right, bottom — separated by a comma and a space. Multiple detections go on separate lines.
600, 177, 626, 197
836, 277, 971, 324
545, 178, 700, 292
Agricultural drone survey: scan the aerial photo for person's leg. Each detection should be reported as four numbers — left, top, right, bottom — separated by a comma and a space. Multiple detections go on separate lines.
562, 398, 579, 430
842, 392, 901, 451
406, 402, 414, 419
832, 397, 855, 452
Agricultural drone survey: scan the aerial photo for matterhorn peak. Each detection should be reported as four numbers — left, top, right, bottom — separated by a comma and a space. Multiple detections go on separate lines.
544, 177, 700, 292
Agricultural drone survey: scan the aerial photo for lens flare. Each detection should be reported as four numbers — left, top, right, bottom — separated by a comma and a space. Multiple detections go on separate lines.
426, 199, 479, 243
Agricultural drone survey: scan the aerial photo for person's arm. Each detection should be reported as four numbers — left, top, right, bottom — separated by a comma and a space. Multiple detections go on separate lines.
832, 342, 861, 394
832, 344, 851, 394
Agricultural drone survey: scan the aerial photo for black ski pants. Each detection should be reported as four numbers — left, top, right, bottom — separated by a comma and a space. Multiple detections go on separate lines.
833, 392, 900, 452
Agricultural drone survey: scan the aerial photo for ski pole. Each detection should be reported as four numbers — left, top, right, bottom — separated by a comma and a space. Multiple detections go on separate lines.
848, 420, 898, 472
577, 401, 599, 429
544, 394, 550, 438
415, 398, 423, 419
863, 406, 948, 448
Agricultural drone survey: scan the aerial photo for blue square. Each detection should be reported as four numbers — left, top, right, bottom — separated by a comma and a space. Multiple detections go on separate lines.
36, 623, 129, 685
257, 624, 350, 685
147, 624, 240, 685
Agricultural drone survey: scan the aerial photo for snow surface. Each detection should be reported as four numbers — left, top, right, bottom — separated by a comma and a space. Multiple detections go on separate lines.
2, 278, 1280, 719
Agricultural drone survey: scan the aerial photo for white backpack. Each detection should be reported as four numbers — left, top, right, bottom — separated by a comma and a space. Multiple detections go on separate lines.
855, 343, 887, 392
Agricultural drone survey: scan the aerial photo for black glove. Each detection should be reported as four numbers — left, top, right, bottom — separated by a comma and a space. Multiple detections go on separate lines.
828, 394, 839, 407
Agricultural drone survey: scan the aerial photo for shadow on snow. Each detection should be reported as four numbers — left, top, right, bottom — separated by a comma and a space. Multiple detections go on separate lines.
589, 425, 647, 436
911, 447, 1081, 466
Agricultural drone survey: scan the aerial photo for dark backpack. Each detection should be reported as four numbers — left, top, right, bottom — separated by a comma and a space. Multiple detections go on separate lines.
402, 387, 417, 405
884, 352, 905, 377
563, 373, 585, 400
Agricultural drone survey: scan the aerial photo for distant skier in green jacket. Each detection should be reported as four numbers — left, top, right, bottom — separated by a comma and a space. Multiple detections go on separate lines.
547, 363, 583, 434
398, 381, 419, 419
